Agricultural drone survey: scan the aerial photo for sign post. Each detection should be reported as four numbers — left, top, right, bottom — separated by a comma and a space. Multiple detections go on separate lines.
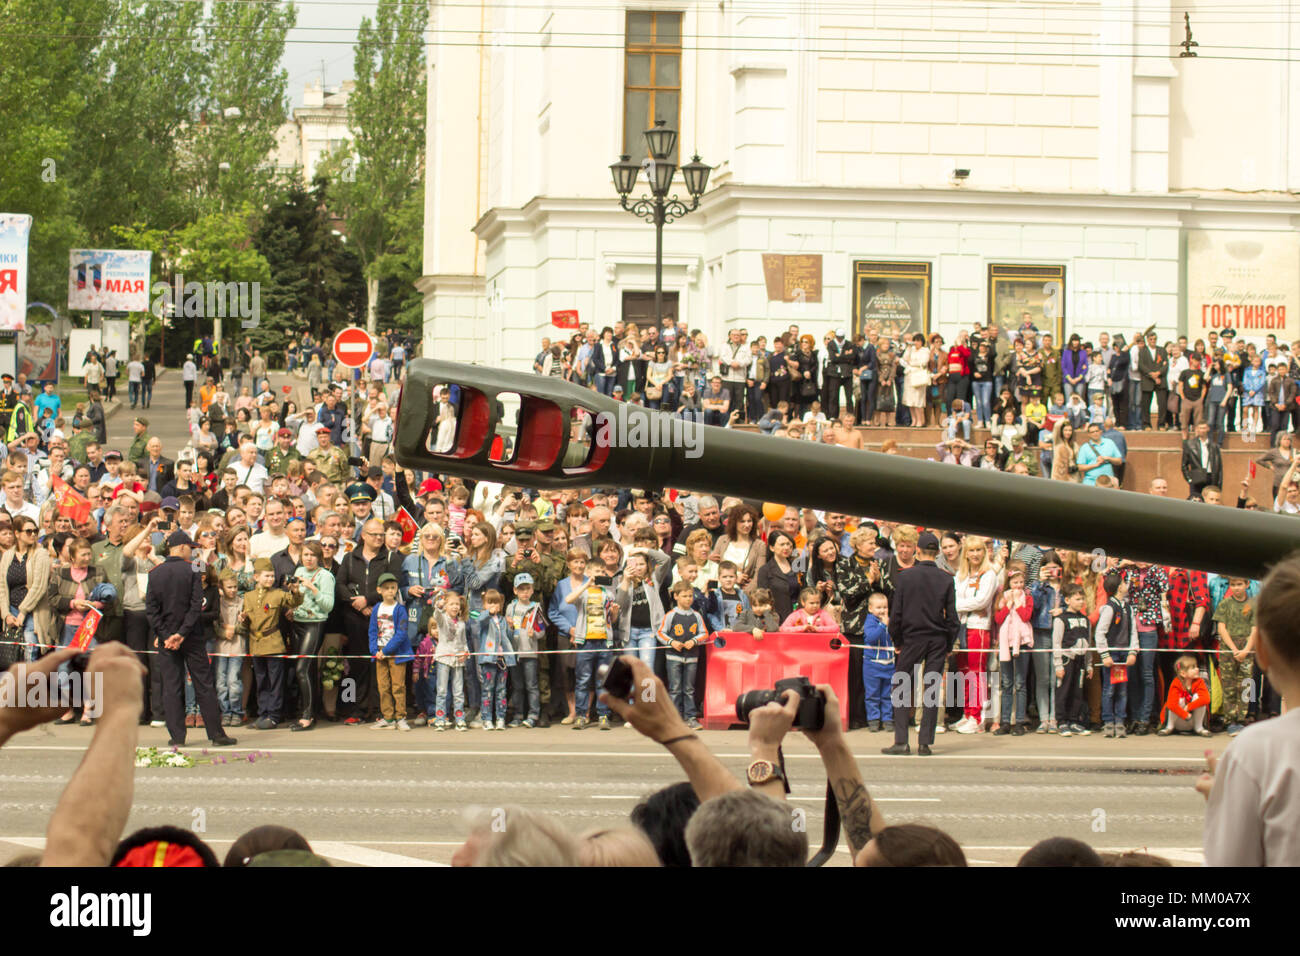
332, 327, 374, 369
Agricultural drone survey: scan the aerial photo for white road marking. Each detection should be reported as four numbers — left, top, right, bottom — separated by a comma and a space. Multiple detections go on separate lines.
790, 796, 941, 802
2, 745, 1206, 762
310, 842, 447, 867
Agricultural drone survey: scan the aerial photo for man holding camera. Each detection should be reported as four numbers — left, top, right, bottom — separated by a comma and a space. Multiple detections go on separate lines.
883, 531, 959, 756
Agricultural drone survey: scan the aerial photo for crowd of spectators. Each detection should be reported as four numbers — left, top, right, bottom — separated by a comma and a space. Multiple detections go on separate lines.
0, 319, 1296, 869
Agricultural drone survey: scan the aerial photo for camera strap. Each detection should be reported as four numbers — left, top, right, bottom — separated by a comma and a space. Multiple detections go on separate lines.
776, 746, 841, 868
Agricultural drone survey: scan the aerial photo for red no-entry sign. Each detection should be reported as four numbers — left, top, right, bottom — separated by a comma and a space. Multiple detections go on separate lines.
333, 327, 374, 368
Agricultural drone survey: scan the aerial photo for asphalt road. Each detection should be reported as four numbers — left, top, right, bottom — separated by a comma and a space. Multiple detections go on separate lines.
0, 723, 1214, 866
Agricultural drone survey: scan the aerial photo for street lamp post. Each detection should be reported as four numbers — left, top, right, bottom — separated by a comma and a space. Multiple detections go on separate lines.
611, 120, 712, 330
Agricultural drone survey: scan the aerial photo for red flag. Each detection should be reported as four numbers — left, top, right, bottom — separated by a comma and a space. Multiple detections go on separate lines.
59, 487, 92, 524
395, 507, 419, 545
71, 607, 102, 651
550, 309, 579, 330
666, 488, 679, 503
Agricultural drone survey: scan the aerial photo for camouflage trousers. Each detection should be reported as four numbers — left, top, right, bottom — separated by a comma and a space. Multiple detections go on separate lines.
1217, 648, 1252, 725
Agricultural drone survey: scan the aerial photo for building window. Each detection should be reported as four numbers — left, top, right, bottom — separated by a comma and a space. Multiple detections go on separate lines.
624, 10, 682, 164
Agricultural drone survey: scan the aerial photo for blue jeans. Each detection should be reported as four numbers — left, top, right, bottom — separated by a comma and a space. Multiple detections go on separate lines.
434, 663, 466, 722
141, 380, 153, 407
1101, 663, 1129, 724
1000, 653, 1030, 725
8, 605, 37, 662
214, 654, 244, 718
627, 626, 657, 667
972, 381, 993, 425
463, 617, 481, 716
1032, 628, 1054, 725
1133, 628, 1159, 724
1064, 380, 1087, 400
667, 657, 699, 720
1206, 400, 1226, 445
479, 660, 508, 723
595, 373, 617, 397
575, 640, 613, 718
414, 667, 436, 717
1128, 381, 1144, 429
128, 381, 141, 407
511, 659, 540, 721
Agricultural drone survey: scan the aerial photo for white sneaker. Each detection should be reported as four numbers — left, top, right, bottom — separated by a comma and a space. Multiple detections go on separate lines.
396, 719, 411, 732
468, 718, 485, 729
494, 718, 506, 731
370, 719, 393, 730
934, 722, 946, 734
149, 720, 166, 728
957, 717, 978, 734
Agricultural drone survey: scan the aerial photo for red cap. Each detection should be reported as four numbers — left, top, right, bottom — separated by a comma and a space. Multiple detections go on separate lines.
418, 478, 443, 496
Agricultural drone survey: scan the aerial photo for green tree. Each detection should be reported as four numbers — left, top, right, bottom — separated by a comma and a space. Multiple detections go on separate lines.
185, 0, 297, 215
324, 0, 426, 333
0, 0, 107, 305
256, 178, 365, 345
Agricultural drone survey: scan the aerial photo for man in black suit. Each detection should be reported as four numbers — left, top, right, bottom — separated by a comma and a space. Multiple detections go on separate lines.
883, 531, 960, 756
145, 530, 236, 747
1181, 422, 1223, 499
1136, 331, 1168, 430
823, 329, 858, 420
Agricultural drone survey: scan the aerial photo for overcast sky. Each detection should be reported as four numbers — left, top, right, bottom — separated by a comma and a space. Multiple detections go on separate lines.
282, 0, 368, 106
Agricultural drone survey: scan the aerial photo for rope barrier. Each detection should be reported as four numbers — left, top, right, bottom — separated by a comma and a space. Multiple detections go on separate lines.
0, 638, 715, 660
839, 642, 1255, 656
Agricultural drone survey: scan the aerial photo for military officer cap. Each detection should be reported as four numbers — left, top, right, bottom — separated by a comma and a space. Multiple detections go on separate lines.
346, 482, 376, 504
515, 521, 535, 536
534, 518, 556, 532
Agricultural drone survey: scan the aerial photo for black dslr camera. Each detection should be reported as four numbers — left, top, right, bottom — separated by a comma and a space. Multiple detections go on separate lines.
735, 676, 825, 731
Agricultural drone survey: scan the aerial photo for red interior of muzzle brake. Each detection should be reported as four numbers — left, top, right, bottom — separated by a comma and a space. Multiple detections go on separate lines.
497, 396, 565, 472
447, 387, 490, 458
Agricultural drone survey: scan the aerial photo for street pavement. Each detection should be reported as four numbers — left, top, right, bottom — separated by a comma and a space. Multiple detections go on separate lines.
0, 722, 1215, 866
105, 367, 311, 457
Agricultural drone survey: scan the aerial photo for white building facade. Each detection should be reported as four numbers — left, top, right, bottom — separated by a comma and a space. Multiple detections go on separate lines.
273, 80, 355, 185
420, 0, 1300, 370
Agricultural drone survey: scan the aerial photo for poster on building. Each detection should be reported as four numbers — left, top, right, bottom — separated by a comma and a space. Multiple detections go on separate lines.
988, 263, 1066, 341
853, 260, 930, 340
1186, 230, 1300, 344
0, 214, 33, 332
67, 249, 152, 313
17, 319, 59, 383
762, 254, 823, 303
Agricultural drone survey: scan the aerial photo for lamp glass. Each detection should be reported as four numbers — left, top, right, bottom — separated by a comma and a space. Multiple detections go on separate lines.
651, 159, 676, 196
680, 155, 712, 197
644, 121, 677, 160
610, 155, 639, 196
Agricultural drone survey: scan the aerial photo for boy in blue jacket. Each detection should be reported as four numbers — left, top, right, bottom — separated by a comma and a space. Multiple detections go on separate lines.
705, 561, 751, 632
369, 572, 412, 731
862, 592, 894, 732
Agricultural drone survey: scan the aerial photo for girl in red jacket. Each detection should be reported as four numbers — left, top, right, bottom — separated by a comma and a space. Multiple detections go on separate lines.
1157, 654, 1212, 737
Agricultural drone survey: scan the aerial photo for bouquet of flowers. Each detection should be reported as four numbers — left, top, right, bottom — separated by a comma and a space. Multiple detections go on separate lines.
320, 647, 346, 690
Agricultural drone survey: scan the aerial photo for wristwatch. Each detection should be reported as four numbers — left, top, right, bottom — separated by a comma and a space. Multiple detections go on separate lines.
746, 759, 786, 787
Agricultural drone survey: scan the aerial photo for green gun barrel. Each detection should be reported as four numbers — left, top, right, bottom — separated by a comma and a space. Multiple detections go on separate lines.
394, 358, 1297, 580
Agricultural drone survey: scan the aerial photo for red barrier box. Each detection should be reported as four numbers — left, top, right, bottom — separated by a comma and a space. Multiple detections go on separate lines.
702, 631, 850, 731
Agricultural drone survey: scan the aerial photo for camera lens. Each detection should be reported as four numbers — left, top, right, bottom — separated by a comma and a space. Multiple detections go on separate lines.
735, 689, 776, 724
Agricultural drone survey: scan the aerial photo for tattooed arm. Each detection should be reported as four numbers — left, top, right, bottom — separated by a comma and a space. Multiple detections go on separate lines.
802, 685, 884, 859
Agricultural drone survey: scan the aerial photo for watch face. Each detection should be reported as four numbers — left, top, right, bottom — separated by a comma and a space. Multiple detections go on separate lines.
749, 760, 773, 783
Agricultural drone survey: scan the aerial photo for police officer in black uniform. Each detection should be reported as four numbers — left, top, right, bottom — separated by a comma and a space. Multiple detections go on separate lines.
145, 530, 238, 748
883, 531, 959, 756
